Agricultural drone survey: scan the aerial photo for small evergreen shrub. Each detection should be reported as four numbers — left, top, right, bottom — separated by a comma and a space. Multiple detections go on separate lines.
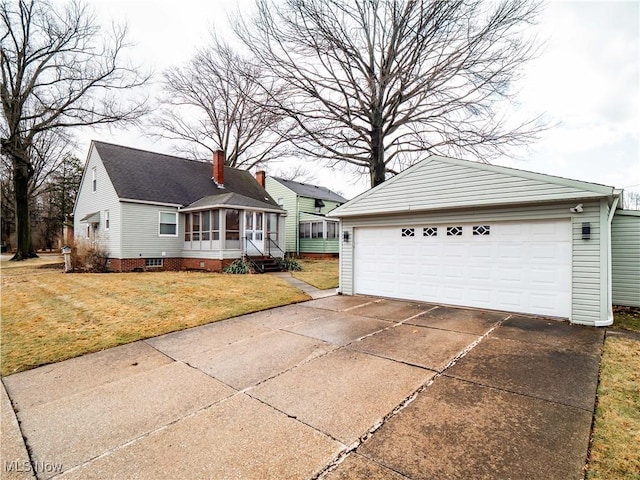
224, 259, 253, 274
280, 257, 302, 272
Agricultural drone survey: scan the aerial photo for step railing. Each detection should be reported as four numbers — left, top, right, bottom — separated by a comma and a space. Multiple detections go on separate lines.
266, 237, 285, 258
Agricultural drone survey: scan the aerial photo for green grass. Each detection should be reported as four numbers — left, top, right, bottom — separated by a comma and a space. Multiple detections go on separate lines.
586, 308, 640, 479
1, 258, 309, 376
292, 258, 339, 290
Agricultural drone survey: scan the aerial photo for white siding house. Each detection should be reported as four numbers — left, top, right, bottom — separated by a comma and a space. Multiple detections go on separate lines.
73, 141, 286, 272
330, 155, 631, 327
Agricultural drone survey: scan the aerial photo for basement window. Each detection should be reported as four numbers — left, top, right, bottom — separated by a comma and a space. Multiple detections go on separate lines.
447, 226, 463, 236
401, 228, 415, 237
145, 258, 163, 268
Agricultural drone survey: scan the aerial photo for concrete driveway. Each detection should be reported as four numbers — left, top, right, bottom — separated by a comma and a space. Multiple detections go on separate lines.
1, 296, 603, 479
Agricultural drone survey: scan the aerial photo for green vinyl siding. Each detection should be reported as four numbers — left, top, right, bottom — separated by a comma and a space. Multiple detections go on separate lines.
300, 238, 340, 253
265, 177, 343, 254
265, 177, 297, 252
611, 210, 640, 307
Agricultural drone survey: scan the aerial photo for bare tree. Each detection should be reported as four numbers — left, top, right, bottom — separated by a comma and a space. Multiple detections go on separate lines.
623, 191, 640, 210
272, 164, 316, 183
152, 36, 291, 169
235, 0, 545, 187
1, 0, 150, 260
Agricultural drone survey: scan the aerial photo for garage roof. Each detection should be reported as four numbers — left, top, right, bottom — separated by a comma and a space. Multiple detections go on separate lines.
330, 155, 617, 217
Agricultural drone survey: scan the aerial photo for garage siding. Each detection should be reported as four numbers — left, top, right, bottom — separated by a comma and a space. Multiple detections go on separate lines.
339, 200, 604, 325
337, 158, 611, 217
611, 211, 640, 307
570, 201, 604, 324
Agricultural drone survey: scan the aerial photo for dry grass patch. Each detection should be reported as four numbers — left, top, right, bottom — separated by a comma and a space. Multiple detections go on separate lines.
587, 336, 640, 479
1, 267, 308, 376
612, 306, 640, 332
293, 258, 339, 290
0, 254, 63, 275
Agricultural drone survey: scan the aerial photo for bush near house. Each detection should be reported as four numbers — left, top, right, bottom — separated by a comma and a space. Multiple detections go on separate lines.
70, 239, 110, 272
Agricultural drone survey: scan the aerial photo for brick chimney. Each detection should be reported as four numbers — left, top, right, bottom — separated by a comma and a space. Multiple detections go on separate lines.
213, 150, 224, 187
255, 170, 266, 187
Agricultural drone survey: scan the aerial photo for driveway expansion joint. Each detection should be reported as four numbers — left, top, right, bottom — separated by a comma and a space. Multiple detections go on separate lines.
315, 315, 510, 479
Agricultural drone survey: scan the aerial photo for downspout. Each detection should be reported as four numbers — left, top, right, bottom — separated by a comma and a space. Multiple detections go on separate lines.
601, 195, 620, 326
296, 195, 300, 256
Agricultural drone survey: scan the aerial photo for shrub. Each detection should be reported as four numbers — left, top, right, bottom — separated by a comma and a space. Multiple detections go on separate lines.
280, 256, 302, 272
69, 239, 110, 273
224, 259, 253, 274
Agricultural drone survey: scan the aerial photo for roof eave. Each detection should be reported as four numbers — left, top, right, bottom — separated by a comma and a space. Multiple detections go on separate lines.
119, 198, 183, 208
329, 192, 613, 218
180, 204, 286, 214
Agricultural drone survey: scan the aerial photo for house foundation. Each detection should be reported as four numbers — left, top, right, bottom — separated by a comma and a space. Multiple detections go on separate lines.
107, 257, 233, 273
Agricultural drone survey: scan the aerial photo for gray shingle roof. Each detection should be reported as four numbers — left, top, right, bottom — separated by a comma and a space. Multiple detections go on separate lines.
93, 141, 281, 209
185, 192, 282, 211
270, 177, 347, 203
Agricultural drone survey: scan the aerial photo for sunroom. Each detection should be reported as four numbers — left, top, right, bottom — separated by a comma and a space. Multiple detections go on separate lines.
298, 212, 340, 255
180, 193, 286, 259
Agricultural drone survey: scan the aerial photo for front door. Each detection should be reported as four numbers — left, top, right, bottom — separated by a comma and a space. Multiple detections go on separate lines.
245, 211, 264, 255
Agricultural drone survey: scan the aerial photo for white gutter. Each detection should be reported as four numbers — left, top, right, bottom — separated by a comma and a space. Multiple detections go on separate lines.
598, 195, 620, 327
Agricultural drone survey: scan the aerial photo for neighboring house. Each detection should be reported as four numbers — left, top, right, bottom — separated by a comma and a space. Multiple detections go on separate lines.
73, 141, 286, 272
265, 176, 347, 256
330, 155, 640, 327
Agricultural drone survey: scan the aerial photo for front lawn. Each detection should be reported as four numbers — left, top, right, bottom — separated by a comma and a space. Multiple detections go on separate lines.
0, 258, 308, 376
293, 258, 339, 290
587, 308, 640, 479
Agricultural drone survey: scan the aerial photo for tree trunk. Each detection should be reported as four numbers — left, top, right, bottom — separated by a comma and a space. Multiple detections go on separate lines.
11, 157, 37, 260
370, 123, 386, 187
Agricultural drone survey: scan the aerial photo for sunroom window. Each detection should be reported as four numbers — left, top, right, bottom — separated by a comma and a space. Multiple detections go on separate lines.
226, 209, 240, 240
185, 210, 220, 244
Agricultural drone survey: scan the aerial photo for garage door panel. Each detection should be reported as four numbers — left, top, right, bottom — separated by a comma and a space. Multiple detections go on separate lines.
469, 266, 491, 281
354, 220, 571, 318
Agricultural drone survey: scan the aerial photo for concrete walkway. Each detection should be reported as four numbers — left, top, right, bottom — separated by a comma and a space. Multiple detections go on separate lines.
268, 271, 338, 299
1, 297, 603, 479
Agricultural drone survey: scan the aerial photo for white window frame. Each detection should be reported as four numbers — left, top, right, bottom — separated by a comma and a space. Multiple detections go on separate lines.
158, 211, 178, 237
145, 258, 163, 268
104, 210, 110, 230
92, 167, 97, 193
326, 221, 339, 239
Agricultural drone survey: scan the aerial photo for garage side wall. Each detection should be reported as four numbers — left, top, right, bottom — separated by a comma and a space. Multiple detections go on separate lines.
338, 200, 604, 325
611, 210, 640, 307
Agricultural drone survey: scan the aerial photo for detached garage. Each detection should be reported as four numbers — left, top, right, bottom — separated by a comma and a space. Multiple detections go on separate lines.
330, 156, 638, 327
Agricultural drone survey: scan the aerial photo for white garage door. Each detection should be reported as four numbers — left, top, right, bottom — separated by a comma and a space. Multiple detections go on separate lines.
354, 220, 571, 317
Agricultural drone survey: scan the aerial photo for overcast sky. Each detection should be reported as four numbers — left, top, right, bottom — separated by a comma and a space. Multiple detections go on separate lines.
81, 0, 640, 202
